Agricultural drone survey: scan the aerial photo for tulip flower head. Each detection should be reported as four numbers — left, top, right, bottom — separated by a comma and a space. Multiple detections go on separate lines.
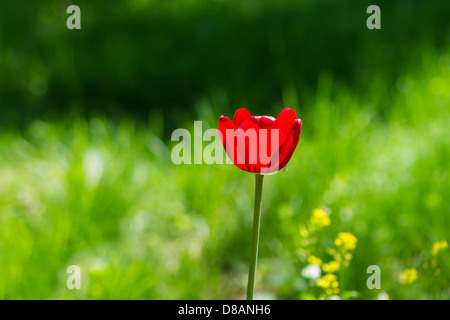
218, 108, 302, 174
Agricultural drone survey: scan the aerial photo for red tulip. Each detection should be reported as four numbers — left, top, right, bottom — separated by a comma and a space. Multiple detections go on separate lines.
218, 108, 302, 174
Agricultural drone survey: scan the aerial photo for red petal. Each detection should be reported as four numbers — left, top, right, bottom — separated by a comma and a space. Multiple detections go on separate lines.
218, 116, 235, 148
278, 119, 302, 171
218, 115, 248, 171
238, 116, 283, 173
233, 108, 252, 128
276, 108, 298, 136
218, 110, 302, 174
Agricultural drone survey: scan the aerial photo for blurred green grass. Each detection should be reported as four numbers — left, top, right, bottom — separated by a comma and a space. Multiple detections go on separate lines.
1, 0, 450, 130
0, 46, 449, 299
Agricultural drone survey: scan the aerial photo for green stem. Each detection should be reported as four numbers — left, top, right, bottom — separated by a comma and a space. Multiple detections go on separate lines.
247, 174, 264, 300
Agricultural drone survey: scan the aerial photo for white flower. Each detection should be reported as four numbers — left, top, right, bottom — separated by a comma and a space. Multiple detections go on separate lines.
377, 292, 389, 300
301, 264, 321, 280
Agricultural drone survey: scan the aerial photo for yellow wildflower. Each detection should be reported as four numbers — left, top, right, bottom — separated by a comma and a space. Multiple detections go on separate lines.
316, 273, 337, 288
431, 241, 448, 256
399, 268, 418, 284
316, 278, 330, 288
308, 255, 323, 266
309, 208, 331, 228
322, 261, 340, 273
335, 232, 357, 250
324, 273, 337, 282
299, 227, 309, 238
327, 248, 337, 256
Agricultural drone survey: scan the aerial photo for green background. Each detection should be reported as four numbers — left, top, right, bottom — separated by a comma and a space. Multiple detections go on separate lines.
0, 0, 449, 299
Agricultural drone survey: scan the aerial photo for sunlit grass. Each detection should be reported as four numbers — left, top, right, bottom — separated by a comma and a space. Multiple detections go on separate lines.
0, 50, 449, 299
